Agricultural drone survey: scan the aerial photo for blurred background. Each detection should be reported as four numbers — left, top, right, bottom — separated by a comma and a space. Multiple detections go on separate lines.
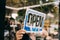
4, 0, 59, 40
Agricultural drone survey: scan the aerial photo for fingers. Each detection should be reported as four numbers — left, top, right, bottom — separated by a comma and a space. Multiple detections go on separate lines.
41, 32, 48, 38
16, 35, 23, 40
16, 29, 26, 40
17, 30, 26, 34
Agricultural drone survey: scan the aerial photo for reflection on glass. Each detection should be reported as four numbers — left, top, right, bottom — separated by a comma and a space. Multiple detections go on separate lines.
36, 16, 39, 27
40, 16, 42, 27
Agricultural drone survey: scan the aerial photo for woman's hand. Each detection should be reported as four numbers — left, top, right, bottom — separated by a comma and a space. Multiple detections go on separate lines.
16, 29, 26, 40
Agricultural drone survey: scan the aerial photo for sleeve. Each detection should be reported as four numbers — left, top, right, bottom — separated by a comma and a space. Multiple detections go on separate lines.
21, 33, 32, 40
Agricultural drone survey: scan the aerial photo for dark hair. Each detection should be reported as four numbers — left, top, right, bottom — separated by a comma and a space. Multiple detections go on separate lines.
10, 17, 15, 20
19, 19, 23, 23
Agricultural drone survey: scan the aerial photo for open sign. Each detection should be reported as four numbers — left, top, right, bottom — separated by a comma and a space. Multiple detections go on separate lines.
24, 9, 46, 33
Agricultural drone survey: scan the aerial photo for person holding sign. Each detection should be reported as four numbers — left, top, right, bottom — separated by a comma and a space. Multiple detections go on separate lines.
16, 9, 49, 40
16, 22, 49, 40
16, 20, 36, 40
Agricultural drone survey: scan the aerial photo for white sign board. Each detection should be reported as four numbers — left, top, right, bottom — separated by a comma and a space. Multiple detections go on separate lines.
24, 9, 46, 33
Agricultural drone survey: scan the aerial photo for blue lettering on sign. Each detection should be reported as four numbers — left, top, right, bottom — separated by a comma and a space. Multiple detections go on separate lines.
39, 29, 42, 31
24, 26, 30, 31
35, 28, 38, 31
32, 28, 36, 31
32, 28, 38, 31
